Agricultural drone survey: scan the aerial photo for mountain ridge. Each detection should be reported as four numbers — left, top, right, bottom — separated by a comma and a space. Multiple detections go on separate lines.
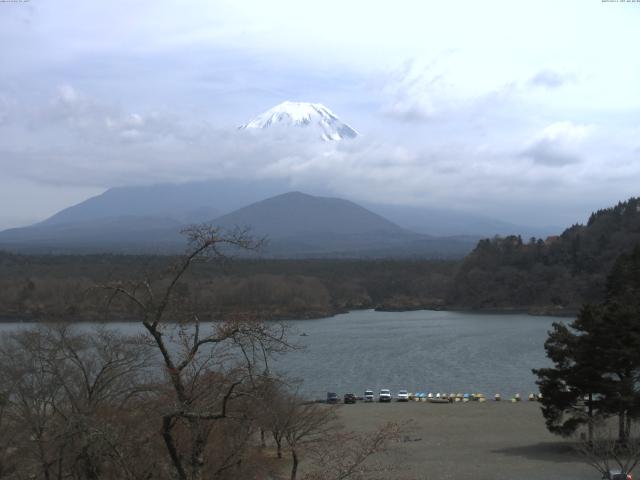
26, 180, 552, 239
212, 191, 405, 238
0, 190, 477, 258
40, 179, 291, 227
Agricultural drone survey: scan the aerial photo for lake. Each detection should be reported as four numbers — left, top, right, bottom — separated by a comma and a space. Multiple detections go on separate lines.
0, 309, 567, 399
278, 309, 564, 399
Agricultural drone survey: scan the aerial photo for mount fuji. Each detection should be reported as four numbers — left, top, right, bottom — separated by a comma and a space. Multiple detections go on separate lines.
239, 101, 359, 141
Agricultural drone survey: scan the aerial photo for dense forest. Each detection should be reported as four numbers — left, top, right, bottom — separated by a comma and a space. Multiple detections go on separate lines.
0, 253, 456, 321
1, 197, 639, 321
451, 197, 640, 313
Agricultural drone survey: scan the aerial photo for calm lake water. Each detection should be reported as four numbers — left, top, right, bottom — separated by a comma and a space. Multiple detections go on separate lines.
278, 309, 564, 399
0, 310, 567, 399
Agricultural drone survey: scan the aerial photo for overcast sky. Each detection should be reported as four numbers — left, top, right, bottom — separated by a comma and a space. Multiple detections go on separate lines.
0, 0, 639, 229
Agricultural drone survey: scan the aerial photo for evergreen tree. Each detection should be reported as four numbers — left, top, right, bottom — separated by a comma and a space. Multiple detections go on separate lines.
597, 246, 640, 441
534, 246, 640, 442
534, 305, 607, 440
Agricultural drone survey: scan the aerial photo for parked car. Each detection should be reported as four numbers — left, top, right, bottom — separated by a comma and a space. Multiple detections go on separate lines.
327, 392, 338, 404
344, 393, 357, 404
397, 389, 409, 402
604, 471, 632, 480
379, 389, 392, 402
364, 389, 374, 402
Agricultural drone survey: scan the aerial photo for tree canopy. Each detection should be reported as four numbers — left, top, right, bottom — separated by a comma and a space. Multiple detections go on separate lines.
534, 245, 640, 442
453, 197, 640, 312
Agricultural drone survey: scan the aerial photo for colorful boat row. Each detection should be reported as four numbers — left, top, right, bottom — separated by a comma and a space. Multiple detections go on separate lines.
326, 390, 543, 404
407, 392, 543, 403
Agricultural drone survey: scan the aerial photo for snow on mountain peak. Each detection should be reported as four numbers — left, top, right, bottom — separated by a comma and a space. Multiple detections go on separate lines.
239, 101, 359, 141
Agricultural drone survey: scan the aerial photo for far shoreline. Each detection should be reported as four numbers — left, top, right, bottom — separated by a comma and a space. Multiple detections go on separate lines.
0, 305, 576, 324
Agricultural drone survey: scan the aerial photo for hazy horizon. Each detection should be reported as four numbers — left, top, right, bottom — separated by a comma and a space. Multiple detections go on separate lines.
1, 0, 639, 231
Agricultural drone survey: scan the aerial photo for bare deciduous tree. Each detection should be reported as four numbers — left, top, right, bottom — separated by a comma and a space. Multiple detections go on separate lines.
256, 377, 298, 459
303, 422, 401, 480
0, 325, 158, 480
101, 225, 291, 480
0, 226, 395, 480
257, 380, 399, 480
575, 421, 640, 479
284, 400, 337, 480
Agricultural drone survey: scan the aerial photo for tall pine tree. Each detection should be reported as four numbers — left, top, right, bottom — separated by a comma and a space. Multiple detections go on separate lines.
534, 246, 640, 442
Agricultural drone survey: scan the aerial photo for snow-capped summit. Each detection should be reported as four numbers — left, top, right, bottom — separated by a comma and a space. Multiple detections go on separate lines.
239, 101, 359, 141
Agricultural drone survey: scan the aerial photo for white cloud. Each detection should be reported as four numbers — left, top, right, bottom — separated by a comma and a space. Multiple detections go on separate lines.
522, 121, 592, 167
58, 84, 79, 103
1, 0, 640, 229
0, 93, 16, 125
380, 59, 458, 122
24, 85, 206, 146
536, 122, 591, 144
527, 69, 577, 89
2, 84, 639, 231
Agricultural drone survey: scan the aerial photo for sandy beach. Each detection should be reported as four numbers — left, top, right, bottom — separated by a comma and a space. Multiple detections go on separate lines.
332, 401, 596, 480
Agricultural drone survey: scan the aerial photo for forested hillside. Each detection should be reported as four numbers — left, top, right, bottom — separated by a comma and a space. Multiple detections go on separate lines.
2, 197, 639, 320
450, 197, 640, 312
0, 254, 455, 321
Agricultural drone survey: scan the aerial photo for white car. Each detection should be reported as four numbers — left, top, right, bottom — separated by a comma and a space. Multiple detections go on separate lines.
364, 389, 374, 402
379, 389, 392, 402
397, 389, 409, 402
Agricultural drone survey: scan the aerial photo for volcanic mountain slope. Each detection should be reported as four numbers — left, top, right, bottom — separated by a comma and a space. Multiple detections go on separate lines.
0, 191, 477, 257
239, 101, 359, 141
38, 179, 291, 227
201, 192, 476, 258
213, 191, 401, 238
